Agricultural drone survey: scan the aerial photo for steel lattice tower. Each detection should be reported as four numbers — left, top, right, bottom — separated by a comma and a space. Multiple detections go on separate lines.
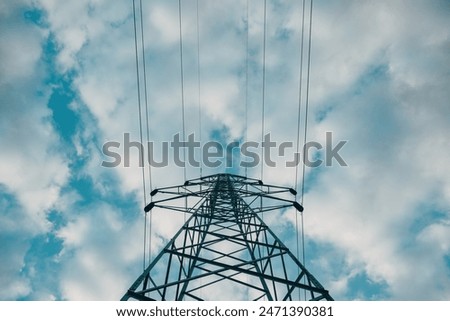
122, 173, 333, 301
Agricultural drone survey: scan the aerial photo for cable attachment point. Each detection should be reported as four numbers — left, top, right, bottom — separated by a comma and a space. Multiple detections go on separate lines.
144, 202, 155, 213
293, 201, 304, 212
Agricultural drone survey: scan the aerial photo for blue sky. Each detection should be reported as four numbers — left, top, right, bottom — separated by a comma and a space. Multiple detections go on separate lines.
1, 0, 450, 300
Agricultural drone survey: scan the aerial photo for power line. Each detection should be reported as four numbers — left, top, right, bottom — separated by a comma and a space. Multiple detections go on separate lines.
244, 2, 251, 295
261, 0, 267, 182
139, 0, 152, 194
132, 0, 148, 272
178, 0, 187, 184
245, 0, 249, 179
294, 0, 307, 300
301, 0, 314, 206
299, 0, 314, 296
138, 0, 154, 265
196, 0, 203, 178
294, 0, 306, 201
178, 0, 187, 223
244, 1, 250, 292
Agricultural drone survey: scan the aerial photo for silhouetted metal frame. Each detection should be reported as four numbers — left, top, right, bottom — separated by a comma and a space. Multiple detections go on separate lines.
121, 173, 333, 301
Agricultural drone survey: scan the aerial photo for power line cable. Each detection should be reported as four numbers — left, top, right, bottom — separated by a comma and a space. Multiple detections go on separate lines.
196, 0, 203, 178
299, 0, 314, 299
138, 0, 154, 265
178, 0, 187, 184
301, 0, 314, 216
260, 0, 267, 183
245, 0, 250, 179
178, 0, 187, 223
294, 0, 307, 300
294, 0, 306, 201
132, 0, 148, 272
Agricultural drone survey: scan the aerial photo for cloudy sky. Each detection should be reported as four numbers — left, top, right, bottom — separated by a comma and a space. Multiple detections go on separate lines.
1, 0, 449, 300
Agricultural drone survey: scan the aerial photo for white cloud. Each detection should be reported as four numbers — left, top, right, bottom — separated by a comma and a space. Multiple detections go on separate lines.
56, 202, 143, 300
2, 0, 449, 301
37, 0, 130, 72
287, 0, 450, 299
0, 1, 71, 299
0, 0, 71, 225
73, 0, 450, 300
0, 201, 33, 299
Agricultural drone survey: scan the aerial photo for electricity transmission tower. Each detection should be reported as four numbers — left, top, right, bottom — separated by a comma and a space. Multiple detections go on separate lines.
122, 173, 333, 301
